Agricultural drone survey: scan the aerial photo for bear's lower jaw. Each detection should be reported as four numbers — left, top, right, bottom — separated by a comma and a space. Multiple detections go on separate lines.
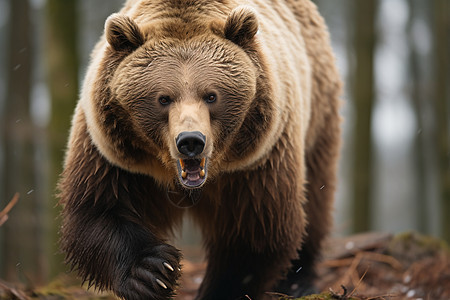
177, 157, 207, 189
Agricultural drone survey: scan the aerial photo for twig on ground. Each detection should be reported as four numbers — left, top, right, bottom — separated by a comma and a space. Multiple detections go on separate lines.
348, 265, 369, 297
335, 251, 364, 291
327, 250, 404, 293
323, 251, 402, 271
0, 279, 29, 300
0, 193, 19, 226
366, 294, 399, 300
265, 291, 293, 299
329, 285, 349, 299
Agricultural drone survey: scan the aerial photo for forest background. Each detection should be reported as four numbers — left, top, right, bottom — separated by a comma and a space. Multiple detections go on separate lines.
0, 0, 448, 287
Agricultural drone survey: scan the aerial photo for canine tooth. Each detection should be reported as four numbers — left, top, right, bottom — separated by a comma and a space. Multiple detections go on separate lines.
200, 157, 206, 168
156, 278, 167, 289
181, 170, 187, 179
179, 159, 185, 170
200, 169, 205, 178
164, 262, 174, 272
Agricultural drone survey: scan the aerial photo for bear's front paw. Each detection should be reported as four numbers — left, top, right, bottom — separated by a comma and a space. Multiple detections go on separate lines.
115, 244, 181, 300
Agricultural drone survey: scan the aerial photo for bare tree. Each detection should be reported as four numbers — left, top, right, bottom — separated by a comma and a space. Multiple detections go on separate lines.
45, 0, 80, 277
432, 0, 450, 242
351, 0, 378, 233
407, 0, 428, 234
0, 0, 41, 283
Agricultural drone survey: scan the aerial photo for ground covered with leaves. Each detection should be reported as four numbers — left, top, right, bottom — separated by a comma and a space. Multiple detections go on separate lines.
0, 232, 448, 300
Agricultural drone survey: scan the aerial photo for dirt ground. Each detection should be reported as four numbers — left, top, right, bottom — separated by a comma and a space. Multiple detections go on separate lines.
175, 232, 450, 300
316, 232, 449, 300
1, 232, 449, 300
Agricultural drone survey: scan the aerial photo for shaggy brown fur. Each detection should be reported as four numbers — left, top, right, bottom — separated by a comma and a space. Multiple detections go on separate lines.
58, 0, 341, 299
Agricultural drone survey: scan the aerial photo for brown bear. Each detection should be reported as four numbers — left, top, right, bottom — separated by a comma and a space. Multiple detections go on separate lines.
58, 0, 341, 299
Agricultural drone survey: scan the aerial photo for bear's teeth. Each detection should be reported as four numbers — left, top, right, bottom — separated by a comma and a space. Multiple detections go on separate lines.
200, 169, 205, 178
200, 157, 206, 168
181, 170, 187, 179
179, 159, 185, 171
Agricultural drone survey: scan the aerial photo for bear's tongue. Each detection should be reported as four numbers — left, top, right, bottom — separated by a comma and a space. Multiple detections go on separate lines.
185, 160, 201, 180
187, 172, 200, 182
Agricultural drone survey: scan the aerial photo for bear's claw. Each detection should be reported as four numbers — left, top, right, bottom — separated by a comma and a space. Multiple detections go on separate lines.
156, 278, 168, 289
164, 262, 174, 272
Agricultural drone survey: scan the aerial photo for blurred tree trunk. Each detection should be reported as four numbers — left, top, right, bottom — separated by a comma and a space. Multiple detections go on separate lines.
407, 0, 428, 234
0, 0, 44, 283
45, 0, 79, 277
432, 0, 450, 242
351, 0, 377, 233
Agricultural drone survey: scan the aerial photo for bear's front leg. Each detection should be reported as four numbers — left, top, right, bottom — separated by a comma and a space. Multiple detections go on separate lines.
197, 243, 292, 300
61, 173, 182, 299
194, 174, 306, 300
62, 202, 181, 300
61, 173, 181, 300
59, 120, 181, 300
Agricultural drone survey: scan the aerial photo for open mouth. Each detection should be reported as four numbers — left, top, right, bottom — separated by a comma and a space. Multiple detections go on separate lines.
176, 157, 207, 188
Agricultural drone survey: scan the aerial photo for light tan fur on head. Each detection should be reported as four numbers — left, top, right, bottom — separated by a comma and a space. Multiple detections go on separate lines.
168, 100, 213, 160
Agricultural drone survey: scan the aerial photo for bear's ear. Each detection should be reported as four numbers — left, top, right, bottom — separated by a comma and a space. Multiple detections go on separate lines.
105, 13, 145, 52
224, 6, 259, 47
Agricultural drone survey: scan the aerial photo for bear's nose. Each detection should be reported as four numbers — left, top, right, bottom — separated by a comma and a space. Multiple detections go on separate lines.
176, 131, 206, 158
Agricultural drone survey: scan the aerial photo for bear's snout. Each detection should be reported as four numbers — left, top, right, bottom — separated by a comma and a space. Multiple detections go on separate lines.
176, 131, 206, 158
175, 131, 208, 188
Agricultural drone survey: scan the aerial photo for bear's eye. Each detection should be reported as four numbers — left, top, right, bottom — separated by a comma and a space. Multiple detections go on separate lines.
205, 93, 217, 104
158, 96, 172, 106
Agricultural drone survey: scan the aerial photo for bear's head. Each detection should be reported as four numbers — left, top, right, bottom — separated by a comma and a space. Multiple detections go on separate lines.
87, 6, 264, 189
